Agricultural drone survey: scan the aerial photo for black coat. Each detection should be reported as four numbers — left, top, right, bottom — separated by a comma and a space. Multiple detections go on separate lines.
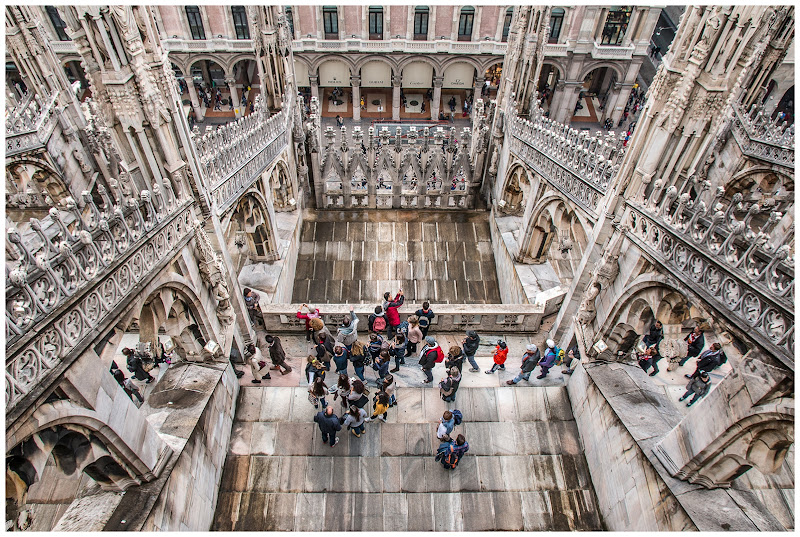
314, 411, 342, 435
685, 332, 705, 357
695, 350, 721, 372
445, 354, 464, 372
462, 336, 480, 356
419, 348, 438, 369
520, 349, 541, 373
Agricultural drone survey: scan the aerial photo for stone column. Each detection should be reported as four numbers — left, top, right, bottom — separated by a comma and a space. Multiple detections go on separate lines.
309, 75, 319, 101
135, 127, 164, 183
392, 75, 401, 120
431, 76, 443, 120
226, 77, 241, 118
351, 76, 361, 121
607, 82, 631, 126
473, 76, 484, 105
185, 82, 204, 120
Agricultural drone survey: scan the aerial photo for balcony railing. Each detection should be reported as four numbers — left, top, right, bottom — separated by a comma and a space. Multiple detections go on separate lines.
162, 37, 255, 54
622, 195, 793, 369
543, 43, 569, 56
6, 91, 59, 157
731, 101, 794, 169
193, 93, 292, 215
508, 104, 625, 217
293, 37, 507, 56
591, 42, 635, 60
6, 194, 196, 410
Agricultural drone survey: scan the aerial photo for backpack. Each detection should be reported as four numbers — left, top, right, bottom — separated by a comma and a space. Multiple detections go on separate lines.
373, 316, 387, 332
452, 409, 463, 425
434, 347, 445, 363
417, 313, 430, 330
396, 320, 409, 337
440, 449, 459, 469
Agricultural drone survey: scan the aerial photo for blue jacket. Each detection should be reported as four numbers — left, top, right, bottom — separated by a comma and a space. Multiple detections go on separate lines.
314, 411, 342, 435
540, 349, 557, 368
333, 348, 349, 371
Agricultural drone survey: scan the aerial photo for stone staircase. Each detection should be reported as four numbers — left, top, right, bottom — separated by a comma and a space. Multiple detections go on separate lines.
212, 386, 603, 531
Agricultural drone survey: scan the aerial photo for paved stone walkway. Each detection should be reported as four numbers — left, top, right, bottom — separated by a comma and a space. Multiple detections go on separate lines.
212, 386, 602, 531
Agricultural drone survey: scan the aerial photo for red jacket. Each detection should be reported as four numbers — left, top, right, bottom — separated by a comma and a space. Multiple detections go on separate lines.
493, 346, 508, 365
385, 293, 404, 325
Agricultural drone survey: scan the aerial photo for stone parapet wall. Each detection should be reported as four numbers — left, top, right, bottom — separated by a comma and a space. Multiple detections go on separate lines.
258, 303, 546, 333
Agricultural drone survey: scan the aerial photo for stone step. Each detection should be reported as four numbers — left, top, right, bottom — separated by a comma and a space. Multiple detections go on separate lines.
213, 490, 603, 531
220, 453, 593, 494
229, 420, 582, 458
234, 386, 574, 424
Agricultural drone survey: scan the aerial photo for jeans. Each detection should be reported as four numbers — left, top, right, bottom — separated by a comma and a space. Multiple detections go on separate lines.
680, 389, 701, 404
405, 342, 417, 356
679, 352, 699, 366
465, 353, 478, 370
537, 365, 550, 378
488, 363, 505, 373
423, 368, 433, 382
354, 366, 365, 381
314, 397, 328, 409
389, 394, 396, 405
511, 371, 532, 384
350, 422, 365, 435
336, 367, 348, 376
321, 431, 337, 446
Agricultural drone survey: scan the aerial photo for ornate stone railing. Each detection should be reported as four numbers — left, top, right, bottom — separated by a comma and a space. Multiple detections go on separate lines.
6, 91, 59, 156
622, 197, 794, 369
192, 93, 292, 214
591, 42, 635, 60
543, 43, 569, 56
6, 200, 196, 410
6, 183, 185, 348
731, 101, 794, 169
162, 37, 255, 53
508, 105, 624, 217
293, 37, 507, 56
257, 303, 546, 333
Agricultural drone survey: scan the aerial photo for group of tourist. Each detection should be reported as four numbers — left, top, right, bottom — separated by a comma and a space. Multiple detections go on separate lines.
636, 321, 727, 406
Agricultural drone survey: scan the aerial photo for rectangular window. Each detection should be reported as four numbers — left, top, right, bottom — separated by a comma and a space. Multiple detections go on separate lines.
46, 6, 70, 41
186, 6, 206, 40
502, 8, 513, 42
231, 6, 249, 39
323, 6, 338, 39
458, 9, 474, 41
369, 7, 383, 40
600, 7, 632, 46
414, 8, 429, 40
549, 8, 565, 43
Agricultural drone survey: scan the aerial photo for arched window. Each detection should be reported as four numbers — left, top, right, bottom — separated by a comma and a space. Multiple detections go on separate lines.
458, 7, 475, 41
322, 6, 338, 39
502, 7, 514, 42
549, 8, 565, 43
601, 7, 632, 46
369, 6, 384, 40
231, 6, 249, 39
414, 6, 429, 40
45, 6, 70, 41
185, 6, 206, 40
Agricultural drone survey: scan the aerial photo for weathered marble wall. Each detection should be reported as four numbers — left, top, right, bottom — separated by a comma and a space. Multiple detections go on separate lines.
142, 365, 239, 531
565, 363, 697, 531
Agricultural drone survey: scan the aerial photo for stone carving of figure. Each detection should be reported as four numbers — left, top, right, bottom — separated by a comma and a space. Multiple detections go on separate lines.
577, 281, 601, 325
210, 272, 235, 326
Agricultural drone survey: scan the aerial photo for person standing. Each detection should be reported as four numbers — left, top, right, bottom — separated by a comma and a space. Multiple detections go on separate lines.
314, 332, 334, 371
462, 330, 481, 373
485, 340, 509, 374
265, 335, 292, 374
368, 306, 387, 334
341, 405, 368, 437
562, 345, 580, 375
373, 350, 391, 384
536, 340, 559, 379
679, 371, 711, 407
314, 405, 341, 447
308, 377, 328, 410
365, 391, 391, 422
332, 343, 350, 376
305, 356, 325, 385
330, 374, 351, 409
686, 343, 723, 380
680, 327, 705, 366
335, 305, 359, 350
123, 377, 145, 405
296, 304, 321, 341
122, 347, 155, 383
415, 302, 435, 338
243, 288, 262, 326
247, 343, 272, 383
445, 346, 465, 373
381, 374, 397, 407
419, 336, 443, 384
310, 318, 334, 345
350, 340, 368, 381
439, 367, 461, 402
383, 290, 405, 336
506, 344, 541, 385
389, 333, 407, 373
437, 410, 455, 439
444, 434, 470, 469
405, 316, 423, 357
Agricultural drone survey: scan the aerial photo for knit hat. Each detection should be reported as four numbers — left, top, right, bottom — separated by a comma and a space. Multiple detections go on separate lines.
466, 330, 478, 338
425, 336, 435, 345
497, 340, 507, 349
526, 344, 537, 352
546, 339, 555, 348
